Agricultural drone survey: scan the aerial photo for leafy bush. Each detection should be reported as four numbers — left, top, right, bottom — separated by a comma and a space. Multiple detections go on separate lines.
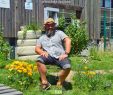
58, 15, 88, 55
0, 59, 13, 69
57, 16, 66, 31
0, 25, 11, 60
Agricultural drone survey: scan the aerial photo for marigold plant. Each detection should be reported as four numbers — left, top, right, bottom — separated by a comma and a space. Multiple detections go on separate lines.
5, 60, 38, 91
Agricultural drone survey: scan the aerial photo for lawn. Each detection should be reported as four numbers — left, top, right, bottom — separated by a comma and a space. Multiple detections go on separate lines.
1, 51, 113, 95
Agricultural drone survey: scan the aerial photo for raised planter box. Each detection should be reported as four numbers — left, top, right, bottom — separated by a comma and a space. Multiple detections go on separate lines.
18, 30, 41, 39
16, 30, 41, 60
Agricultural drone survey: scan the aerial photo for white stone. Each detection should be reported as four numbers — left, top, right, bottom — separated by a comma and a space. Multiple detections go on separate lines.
17, 55, 40, 61
17, 39, 37, 46
16, 46, 36, 55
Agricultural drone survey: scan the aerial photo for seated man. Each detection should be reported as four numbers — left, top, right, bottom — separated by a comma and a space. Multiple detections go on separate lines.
35, 18, 71, 90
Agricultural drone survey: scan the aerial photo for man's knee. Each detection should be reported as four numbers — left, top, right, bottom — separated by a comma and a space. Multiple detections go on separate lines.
63, 64, 71, 70
36, 61, 45, 67
64, 68, 71, 72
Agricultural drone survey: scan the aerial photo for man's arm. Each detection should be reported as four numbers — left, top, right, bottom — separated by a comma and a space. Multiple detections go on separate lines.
35, 46, 48, 58
59, 37, 71, 61
64, 37, 71, 54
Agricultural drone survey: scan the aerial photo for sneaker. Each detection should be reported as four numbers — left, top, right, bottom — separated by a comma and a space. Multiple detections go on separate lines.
40, 82, 51, 90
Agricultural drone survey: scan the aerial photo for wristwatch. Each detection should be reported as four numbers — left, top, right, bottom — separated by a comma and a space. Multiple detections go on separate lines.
65, 51, 69, 55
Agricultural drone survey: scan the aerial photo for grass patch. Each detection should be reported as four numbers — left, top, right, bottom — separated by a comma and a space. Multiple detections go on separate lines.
1, 51, 113, 95
70, 52, 113, 71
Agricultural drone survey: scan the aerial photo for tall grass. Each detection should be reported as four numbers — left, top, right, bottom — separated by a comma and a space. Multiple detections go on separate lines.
89, 46, 103, 61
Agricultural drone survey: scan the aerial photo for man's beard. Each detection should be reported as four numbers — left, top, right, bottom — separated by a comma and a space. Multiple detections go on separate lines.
46, 30, 55, 37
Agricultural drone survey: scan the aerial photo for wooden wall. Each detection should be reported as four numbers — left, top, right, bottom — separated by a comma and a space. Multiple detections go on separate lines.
0, 0, 100, 39
0, 0, 44, 38
85, 0, 100, 39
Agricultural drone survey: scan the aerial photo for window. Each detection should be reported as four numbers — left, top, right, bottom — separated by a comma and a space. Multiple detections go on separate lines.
48, 11, 56, 18
44, 7, 59, 25
100, 0, 113, 8
105, 0, 111, 8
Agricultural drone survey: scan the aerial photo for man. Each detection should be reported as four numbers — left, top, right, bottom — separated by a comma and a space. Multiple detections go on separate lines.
35, 18, 71, 90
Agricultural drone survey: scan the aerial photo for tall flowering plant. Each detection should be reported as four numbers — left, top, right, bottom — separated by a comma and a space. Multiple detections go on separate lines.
5, 61, 38, 91
75, 65, 101, 90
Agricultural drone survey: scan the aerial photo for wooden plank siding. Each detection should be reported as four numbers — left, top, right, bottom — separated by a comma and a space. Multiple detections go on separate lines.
85, 0, 100, 39
0, 0, 100, 40
0, 0, 42, 38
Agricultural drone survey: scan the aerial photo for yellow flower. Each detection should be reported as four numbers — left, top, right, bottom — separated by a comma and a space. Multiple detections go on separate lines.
82, 71, 87, 75
28, 72, 32, 76
5, 65, 9, 69
18, 70, 22, 73
6, 60, 35, 76
33, 66, 37, 72
84, 66, 88, 70
89, 71, 96, 75
23, 69, 27, 73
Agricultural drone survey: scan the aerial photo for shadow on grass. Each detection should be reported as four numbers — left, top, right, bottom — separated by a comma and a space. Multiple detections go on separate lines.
47, 74, 72, 90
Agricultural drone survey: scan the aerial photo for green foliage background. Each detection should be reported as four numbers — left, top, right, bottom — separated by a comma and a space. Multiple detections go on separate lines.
58, 15, 88, 54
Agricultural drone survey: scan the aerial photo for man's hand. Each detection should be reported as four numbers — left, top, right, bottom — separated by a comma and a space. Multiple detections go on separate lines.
59, 54, 68, 61
41, 51, 49, 58
35, 46, 49, 58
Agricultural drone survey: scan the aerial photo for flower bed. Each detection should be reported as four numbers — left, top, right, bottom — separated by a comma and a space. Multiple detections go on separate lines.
5, 60, 38, 91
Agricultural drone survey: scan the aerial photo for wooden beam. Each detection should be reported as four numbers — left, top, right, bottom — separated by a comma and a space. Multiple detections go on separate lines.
43, 3, 83, 11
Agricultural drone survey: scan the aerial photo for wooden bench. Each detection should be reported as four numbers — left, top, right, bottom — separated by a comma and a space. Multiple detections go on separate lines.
0, 84, 23, 95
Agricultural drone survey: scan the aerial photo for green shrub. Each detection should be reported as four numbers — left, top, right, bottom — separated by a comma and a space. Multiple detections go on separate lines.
0, 25, 11, 60
57, 16, 66, 31
0, 59, 12, 69
58, 15, 88, 55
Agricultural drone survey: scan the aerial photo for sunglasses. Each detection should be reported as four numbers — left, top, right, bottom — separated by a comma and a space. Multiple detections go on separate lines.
44, 23, 55, 28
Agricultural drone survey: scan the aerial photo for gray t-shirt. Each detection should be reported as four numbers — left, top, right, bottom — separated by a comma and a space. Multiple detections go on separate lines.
36, 30, 68, 58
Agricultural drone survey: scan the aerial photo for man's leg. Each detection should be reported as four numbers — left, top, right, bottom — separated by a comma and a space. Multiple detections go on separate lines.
57, 68, 71, 86
36, 61, 48, 84
55, 58, 71, 86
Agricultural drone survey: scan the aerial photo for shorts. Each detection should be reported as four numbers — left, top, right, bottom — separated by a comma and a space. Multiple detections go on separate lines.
37, 55, 71, 69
